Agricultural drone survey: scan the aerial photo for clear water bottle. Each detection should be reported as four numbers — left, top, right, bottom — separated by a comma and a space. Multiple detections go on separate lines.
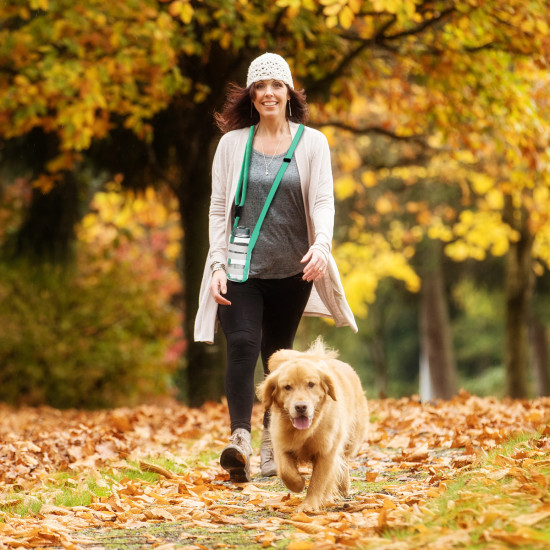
227, 226, 251, 282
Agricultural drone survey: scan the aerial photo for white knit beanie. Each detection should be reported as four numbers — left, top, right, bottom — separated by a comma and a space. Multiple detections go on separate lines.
246, 53, 294, 89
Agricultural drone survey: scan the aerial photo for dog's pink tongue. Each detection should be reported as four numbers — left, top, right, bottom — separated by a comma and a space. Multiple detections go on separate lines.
292, 416, 311, 430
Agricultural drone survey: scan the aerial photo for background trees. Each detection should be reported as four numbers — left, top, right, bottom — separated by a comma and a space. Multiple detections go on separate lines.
0, 0, 549, 406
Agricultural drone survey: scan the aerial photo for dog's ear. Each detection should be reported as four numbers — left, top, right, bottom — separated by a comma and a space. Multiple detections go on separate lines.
321, 372, 337, 401
257, 374, 278, 409
267, 348, 299, 373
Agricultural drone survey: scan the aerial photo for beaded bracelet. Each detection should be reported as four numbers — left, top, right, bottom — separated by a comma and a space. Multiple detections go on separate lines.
210, 261, 226, 274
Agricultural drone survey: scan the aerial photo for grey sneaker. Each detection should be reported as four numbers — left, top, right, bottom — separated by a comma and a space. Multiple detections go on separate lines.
220, 428, 252, 482
260, 427, 277, 477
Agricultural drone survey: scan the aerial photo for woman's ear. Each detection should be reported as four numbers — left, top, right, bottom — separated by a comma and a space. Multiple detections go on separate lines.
267, 349, 299, 373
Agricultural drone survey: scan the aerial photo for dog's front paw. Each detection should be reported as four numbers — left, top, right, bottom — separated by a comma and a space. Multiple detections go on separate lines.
296, 500, 321, 513
281, 473, 305, 493
280, 471, 306, 493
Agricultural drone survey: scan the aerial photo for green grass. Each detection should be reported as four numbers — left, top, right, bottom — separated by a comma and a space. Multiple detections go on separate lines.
80, 521, 295, 550
3, 432, 549, 549
0, 495, 43, 517
0, 459, 174, 518
370, 430, 550, 550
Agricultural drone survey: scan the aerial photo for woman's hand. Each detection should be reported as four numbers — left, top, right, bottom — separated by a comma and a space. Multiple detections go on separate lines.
301, 248, 328, 282
210, 270, 231, 305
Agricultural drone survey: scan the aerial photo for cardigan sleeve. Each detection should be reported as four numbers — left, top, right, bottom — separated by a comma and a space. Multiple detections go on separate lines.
308, 130, 335, 260
208, 135, 231, 266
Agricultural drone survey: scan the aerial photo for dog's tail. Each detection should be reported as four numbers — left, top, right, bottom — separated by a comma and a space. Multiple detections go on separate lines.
307, 336, 339, 359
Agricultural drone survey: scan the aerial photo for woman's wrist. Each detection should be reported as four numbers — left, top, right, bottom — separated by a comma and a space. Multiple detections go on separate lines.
210, 261, 226, 274
309, 244, 329, 263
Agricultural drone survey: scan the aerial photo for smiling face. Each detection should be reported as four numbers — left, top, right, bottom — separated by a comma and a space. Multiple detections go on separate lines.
252, 79, 289, 122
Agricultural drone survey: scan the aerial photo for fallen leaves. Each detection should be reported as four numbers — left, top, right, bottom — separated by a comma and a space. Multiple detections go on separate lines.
0, 392, 549, 548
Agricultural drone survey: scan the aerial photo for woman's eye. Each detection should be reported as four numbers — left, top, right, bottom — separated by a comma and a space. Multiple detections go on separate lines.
308, 382, 315, 388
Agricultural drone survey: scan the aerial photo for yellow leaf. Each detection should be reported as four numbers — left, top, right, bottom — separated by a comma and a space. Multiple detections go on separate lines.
470, 173, 494, 194
375, 196, 394, 215
335, 175, 356, 200
520, 18, 535, 33
30, 0, 49, 9
180, 3, 194, 24
535, 19, 549, 34
169, 0, 182, 16
339, 6, 354, 29
286, 541, 313, 550
326, 14, 338, 28
361, 171, 377, 188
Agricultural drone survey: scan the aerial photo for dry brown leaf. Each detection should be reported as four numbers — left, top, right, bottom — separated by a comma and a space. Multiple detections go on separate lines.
286, 540, 314, 550
486, 526, 547, 545
513, 508, 550, 526
139, 460, 177, 479
0, 397, 549, 549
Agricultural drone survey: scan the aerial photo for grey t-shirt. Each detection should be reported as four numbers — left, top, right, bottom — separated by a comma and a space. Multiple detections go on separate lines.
234, 148, 309, 279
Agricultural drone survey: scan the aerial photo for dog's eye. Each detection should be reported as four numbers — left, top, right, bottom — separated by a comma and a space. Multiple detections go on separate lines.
308, 382, 315, 388
284, 384, 292, 391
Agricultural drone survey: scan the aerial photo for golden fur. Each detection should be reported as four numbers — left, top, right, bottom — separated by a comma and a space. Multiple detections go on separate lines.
257, 338, 369, 512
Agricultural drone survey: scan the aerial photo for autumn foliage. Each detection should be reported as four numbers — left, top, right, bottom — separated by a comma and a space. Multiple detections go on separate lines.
1, 1, 550, 401
0, 395, 549, 548
0, 183, 183, 408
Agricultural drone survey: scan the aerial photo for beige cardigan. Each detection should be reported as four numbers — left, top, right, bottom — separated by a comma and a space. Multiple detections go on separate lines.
194, 121, 358, 344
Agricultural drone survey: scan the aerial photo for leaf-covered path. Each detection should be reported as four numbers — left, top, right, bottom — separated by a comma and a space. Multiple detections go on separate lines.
1, 393, 549, 549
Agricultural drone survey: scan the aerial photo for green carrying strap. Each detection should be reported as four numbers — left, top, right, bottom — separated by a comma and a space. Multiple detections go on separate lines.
232, 125, 255, 226
230, 123, 305, 282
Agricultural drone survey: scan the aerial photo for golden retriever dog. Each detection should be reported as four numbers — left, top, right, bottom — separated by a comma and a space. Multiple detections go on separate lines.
258, 338, 368, 512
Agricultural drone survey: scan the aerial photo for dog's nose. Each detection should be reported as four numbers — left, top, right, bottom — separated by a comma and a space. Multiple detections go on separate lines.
294, 402, 308, 415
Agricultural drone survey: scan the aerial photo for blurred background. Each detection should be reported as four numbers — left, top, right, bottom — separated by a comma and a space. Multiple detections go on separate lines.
0, 0, 549, 409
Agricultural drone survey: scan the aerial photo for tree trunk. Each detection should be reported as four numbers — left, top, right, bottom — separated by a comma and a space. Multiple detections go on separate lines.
503, 202, 534, 398
177, 134, 227, 407
418, 240, 457, 400
366, 303, 388, 398
9, 130, 80, 263
163, 49, 251, 406
530, 314, 550, 396
161, 108, 226, 406
14, 172, 80, 263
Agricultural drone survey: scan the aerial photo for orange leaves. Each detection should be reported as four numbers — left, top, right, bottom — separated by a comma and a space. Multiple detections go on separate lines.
0, 396, 550, 548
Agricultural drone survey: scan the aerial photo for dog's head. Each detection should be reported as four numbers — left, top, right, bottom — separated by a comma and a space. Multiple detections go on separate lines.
257, 348, 337, 431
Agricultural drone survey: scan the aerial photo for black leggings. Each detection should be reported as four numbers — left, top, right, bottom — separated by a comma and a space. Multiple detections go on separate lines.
218, 273, 313, 433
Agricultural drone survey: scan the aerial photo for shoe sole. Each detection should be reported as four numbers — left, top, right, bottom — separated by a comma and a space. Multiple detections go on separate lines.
260, 465, 277, 477
220, 446, 251, 483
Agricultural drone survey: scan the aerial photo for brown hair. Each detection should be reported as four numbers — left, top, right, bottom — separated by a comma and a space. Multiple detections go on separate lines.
214, 82, 309, 134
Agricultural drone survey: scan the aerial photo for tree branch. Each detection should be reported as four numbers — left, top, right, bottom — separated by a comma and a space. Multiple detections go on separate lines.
317, 120, 431, 146
382, 8, 455, 42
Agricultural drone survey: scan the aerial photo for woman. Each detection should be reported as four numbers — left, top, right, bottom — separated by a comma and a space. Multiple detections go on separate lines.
194, 53, 357, 482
